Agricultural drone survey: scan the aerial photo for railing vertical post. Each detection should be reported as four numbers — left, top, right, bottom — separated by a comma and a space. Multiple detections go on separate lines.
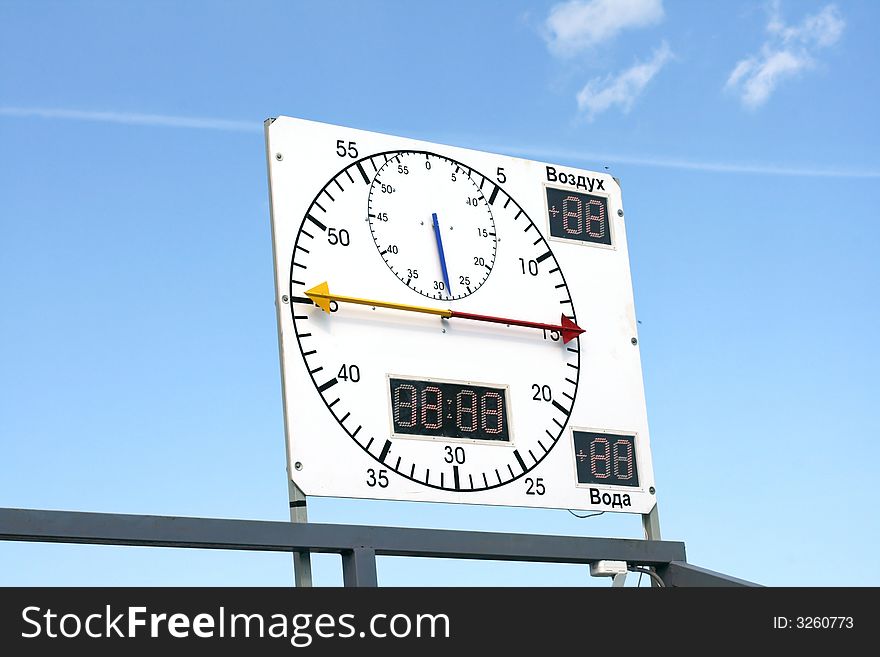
342, 548, 378, 587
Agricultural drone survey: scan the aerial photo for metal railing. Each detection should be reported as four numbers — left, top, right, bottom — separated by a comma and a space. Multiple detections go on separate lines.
0, 507, 757, 586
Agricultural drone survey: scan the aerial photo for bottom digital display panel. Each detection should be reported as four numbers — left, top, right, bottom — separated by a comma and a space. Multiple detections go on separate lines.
573, 430, 640, 487
389, 376, 511, 442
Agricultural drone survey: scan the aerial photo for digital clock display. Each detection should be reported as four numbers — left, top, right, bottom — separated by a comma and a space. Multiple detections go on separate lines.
546, 186, 612, 246
389, 376, 511, 442
573, 430, 639, 487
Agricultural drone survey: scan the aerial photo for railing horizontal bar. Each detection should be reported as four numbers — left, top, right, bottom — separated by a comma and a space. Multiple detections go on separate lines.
658, 561, 760, 587
0, 507, 686, 566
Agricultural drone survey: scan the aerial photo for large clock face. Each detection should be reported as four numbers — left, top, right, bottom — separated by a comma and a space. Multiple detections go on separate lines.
288, 150, 580, 492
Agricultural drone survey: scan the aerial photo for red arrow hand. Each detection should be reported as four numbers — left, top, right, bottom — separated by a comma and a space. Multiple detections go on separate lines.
449, 311, 585, 344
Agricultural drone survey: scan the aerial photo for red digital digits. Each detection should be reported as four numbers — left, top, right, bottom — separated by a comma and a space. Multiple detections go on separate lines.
393, 384, 417, 427
589, 436, 633, 480
421, 386, 442, 430
392, 380, 506, 439
456, 389, 477, 432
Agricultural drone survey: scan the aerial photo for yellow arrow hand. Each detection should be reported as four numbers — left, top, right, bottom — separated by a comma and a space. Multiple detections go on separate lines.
305, 282, 452, 318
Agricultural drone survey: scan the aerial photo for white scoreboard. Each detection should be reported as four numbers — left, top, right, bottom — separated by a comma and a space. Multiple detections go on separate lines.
265, 116, 656, 513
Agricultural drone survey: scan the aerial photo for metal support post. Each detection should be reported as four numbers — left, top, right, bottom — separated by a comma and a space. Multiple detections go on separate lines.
288, 480, 312, 587
641, 504, 662, 587
641, 504, 661, 541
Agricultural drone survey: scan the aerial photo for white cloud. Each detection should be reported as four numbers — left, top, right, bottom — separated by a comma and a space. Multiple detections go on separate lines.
544, 0, 664, 56
726, 3, 844, 109
576, 41, 672, 119
726, 49, 810, 109
0, 106, 261, 132
5, 105, 878, 180
768, 2, 845, 47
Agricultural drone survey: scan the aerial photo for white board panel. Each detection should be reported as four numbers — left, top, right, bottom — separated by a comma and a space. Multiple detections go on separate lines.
265, 116, 656, 513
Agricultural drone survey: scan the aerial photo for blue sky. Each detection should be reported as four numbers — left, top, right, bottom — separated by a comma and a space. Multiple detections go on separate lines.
1, 0, 878, 586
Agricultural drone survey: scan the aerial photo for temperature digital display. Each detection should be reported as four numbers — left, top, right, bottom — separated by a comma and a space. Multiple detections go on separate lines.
389, 376, 510, 442
573, 430, 639, 487
546, 187, 612, 246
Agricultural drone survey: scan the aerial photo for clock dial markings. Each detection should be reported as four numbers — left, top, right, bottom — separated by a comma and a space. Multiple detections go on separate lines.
289, 151, 580, 493
368, 152, 496, 301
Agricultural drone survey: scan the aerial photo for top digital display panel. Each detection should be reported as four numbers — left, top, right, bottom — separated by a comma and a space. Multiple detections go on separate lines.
546, 187, 612, 247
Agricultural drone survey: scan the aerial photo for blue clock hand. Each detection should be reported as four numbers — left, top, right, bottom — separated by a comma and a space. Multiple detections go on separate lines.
431, 212, 452, 296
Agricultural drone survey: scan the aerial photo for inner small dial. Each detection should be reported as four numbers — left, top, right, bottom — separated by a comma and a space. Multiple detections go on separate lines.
368, 152, 498, 300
